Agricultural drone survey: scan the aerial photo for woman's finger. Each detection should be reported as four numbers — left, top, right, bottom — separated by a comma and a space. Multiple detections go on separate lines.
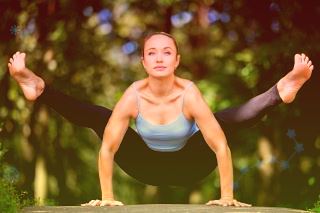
88, 199, 100, 206
237, 201, 251, 207
114, 201, 124, 206
93, 200, 101, 206
234, 201, 241, 207
210, 200, 223, 206
88, 200, 95, 205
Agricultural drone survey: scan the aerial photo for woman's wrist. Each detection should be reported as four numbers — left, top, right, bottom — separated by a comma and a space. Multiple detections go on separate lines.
102, 195, 114, 200
220, 195, 233, 200
102, 192, 114, 200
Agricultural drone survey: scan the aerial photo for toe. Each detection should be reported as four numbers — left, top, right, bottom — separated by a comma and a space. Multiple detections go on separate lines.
310, 65, 314, 71
301, 53, 306, 61
305, 56, 309, 63
307, 60, 312, 67
294, 54, 301, 63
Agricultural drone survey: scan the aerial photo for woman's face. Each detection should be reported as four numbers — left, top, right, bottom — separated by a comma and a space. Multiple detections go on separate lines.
141, 34, 180, 78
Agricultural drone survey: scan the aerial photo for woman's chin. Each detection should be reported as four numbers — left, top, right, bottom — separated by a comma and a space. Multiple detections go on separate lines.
148, 71, 174, 78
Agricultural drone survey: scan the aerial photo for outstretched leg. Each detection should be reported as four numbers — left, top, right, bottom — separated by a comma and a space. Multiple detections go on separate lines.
38, 85, 111, 138
8, 51, 111, 138
214, 84, 281, 131
214, 53, 314, 132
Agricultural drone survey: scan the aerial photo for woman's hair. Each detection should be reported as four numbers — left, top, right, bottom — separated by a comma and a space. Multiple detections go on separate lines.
141, 32, 179, 57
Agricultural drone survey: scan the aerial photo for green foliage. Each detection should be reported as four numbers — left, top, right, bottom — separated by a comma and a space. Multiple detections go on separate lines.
310, 196, 320, 213
0, 179, 19, 213
0, 142, 34, 212
0, 179, 35, 212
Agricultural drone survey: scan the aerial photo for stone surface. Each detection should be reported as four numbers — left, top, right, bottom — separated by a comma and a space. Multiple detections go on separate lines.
22, 204, 311, 213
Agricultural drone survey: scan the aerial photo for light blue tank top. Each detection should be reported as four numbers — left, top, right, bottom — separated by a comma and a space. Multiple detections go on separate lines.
134, 82, 200, 152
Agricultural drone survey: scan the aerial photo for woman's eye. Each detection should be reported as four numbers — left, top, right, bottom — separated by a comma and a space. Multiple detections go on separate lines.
148, 52, 155, 55
164, 52, 171, 55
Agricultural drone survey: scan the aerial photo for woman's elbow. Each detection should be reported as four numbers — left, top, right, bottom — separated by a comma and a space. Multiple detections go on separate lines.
100, 142, 117, 157
213, 142, 230, 155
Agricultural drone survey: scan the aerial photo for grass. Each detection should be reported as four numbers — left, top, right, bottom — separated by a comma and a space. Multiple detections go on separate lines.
0, 179, 34, 213
310, 199, 320, 213
0, 143, 34, 212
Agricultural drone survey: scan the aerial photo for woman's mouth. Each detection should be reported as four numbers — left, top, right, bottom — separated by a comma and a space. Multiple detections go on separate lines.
153, 66, 167, 71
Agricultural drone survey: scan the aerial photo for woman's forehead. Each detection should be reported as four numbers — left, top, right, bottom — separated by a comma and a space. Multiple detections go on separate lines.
144, 34, 176, 49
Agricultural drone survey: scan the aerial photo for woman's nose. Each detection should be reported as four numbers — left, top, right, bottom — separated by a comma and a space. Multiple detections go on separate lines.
156, 53, 163, 62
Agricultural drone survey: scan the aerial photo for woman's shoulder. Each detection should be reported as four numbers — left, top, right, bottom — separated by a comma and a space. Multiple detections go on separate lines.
179, 78, 202, 102
113, 82, 140, 117
174, 77, 198, 93
129, 79, 147, 92
175, 77, 195, 91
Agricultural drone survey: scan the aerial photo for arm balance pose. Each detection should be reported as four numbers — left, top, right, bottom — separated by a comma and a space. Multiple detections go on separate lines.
8, 32, 314, 206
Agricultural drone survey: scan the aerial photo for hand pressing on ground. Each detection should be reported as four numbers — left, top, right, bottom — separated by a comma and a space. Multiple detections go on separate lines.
81, 199, 124, 207
206, 197, 252, 207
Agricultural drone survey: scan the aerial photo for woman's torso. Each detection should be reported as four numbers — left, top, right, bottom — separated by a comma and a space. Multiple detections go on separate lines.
130, 77, 199, 152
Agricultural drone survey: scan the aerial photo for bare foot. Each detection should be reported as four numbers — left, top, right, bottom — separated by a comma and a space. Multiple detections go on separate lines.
277, 53, 314, 103
8, 52, 45, 101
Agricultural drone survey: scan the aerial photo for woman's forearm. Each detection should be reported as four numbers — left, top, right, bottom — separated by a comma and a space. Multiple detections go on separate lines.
216, 145, 234, 199
98, 146, 115, 200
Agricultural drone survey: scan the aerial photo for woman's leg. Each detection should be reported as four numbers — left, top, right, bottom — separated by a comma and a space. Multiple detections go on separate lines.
161, 131, 217, 186
214, 53, 314, 132
213, 84, 282, 131
38, 85, 111, 138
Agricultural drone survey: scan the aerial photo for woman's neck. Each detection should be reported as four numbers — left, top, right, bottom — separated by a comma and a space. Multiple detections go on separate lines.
147, 75, 176, 97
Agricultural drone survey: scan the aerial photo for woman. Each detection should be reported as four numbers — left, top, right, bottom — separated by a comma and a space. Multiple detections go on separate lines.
8, 32, 314, 207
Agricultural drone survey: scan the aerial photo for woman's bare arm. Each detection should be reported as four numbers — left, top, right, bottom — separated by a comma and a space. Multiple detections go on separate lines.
84, 86, 137, 206
185, 84, 251, 207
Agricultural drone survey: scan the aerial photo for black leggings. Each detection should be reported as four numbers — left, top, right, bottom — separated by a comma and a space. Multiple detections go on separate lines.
38, 84, 282, 186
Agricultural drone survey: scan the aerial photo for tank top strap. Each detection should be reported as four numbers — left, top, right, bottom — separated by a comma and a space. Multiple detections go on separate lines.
132, 82, 140, 112
181, 82, 193, 110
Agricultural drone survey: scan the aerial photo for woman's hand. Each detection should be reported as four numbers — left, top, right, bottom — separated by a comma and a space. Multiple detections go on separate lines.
81, 199, 124, 207
206, 197, 251, 207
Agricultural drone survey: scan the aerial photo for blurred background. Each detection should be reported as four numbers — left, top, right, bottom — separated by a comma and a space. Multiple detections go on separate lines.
0, 0, 319, 211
